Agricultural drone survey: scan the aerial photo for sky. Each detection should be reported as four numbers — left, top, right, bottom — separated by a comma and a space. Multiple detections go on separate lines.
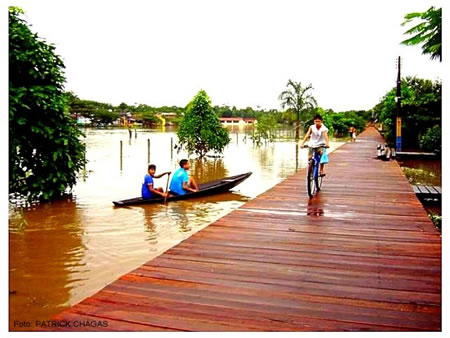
5, 0, 443, 112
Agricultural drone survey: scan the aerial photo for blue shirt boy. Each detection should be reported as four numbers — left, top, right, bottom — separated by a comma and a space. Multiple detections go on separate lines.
169, 167, 189, 195
141, 174, 154, 199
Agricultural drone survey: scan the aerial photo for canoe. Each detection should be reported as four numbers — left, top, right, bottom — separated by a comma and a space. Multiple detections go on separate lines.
113, 172, 252, 206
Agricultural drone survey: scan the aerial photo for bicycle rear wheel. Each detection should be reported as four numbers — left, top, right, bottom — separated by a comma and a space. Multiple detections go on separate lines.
307, 161, 314, 198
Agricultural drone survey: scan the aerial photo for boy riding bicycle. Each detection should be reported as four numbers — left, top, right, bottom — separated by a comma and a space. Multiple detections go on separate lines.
300, 114, 330, 176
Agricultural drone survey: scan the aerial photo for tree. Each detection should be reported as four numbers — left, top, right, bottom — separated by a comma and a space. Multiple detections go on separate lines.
402, 7, 441, 61
118, 102, 128, 112
177, 90, 230, 158
376, 77, 441, 148
9, 7, 86, 201
279, 80, 317, 140
420, 125, 440, 153
89, 108, 119, 126
66, 95, 118, 125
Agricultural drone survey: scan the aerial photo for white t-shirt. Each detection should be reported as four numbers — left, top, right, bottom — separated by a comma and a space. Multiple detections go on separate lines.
308, 124, 328, 147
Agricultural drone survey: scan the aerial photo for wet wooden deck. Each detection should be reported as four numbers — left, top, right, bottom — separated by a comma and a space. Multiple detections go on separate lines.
52, 127, 441, 331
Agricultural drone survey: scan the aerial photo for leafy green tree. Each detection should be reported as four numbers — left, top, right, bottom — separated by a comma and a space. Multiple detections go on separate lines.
66, 95, 118, 125
9, 7, 86, 201
327, 110, 368, 136
377, 77, 441, 148
402, 7, 441, 61
420, 125, 441, 153
177, 90, 230, 158
118, 102, 129, 112
279, 80, 317, 140
89, 108, 119, 125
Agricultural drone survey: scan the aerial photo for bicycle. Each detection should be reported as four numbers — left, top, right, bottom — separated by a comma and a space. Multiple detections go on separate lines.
303, 143, 329, 198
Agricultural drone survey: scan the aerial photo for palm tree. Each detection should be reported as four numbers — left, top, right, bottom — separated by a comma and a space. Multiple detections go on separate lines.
279, 80, 317, 140
401, 7, 441, 62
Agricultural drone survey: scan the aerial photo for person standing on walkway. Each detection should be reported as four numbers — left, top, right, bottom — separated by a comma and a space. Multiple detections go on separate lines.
301, 114, 330, 176
348, 126, 357, 142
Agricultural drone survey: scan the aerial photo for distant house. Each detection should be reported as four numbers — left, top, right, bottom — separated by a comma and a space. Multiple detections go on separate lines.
76, 116, 92, 125
159, 112, 177, 118
118, 112, 132, 126
219, 117, 257, 125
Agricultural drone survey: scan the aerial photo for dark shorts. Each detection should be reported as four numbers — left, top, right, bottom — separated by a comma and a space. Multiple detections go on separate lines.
169, 190, 180, 196
308, 147, 325, 157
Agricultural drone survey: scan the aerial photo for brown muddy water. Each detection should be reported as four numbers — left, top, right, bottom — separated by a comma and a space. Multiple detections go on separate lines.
398, 158, 441, 187
9, 127, 345, 330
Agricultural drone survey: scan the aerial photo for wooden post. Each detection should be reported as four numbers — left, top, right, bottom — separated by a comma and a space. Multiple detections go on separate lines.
236, 133, 238, 145
396, 56, 402, 152
170, 137, 173, 158
147, 139, 150, 163
120, 141, 123, 170
135, 128, 137, 138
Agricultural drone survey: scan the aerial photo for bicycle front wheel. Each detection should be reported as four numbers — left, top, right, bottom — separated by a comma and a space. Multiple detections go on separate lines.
314, 175, 323, 193
307, 162, 314, 198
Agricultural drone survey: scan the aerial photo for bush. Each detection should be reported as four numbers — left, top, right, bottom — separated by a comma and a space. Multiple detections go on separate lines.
420, 125, 441, 153
429, 213, 441, 232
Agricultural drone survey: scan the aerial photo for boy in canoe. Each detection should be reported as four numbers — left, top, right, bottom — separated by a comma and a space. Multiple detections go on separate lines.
169, 159, 199, 195
141, 164, 171, 199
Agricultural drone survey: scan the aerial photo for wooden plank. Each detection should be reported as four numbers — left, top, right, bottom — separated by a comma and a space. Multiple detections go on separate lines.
131, 265, 441, 306
118, 274, 440, 315
147, 255, 441, 293
169, 242, 441, 274
50, 127, 441, 332
49, 311, 181, 332
426, 186, 440, 195
412, 186, 422, 194
417, 186, 430, 195
92, 288, 437, 331
68, 294, 406, 332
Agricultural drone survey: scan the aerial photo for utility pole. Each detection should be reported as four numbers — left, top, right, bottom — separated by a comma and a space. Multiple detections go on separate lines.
395, 56, 402, 152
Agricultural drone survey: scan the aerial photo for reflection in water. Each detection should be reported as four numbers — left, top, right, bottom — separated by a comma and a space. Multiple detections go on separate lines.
168, 203, 191, 233
306, 195, 325, 216
140, 206, 159, 243
9, 127, 344, 330
306, 208, 325, 217
191, 158, 227, 184
9, 198, 84, 330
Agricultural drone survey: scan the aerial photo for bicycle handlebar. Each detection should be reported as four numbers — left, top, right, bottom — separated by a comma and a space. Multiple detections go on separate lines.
302, 144, 329, 149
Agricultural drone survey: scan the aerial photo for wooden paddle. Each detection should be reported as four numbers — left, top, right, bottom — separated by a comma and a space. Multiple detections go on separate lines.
163, 172, 171, 204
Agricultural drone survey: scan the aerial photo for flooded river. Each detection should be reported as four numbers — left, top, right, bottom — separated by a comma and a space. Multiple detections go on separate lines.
9, 127, 344, 330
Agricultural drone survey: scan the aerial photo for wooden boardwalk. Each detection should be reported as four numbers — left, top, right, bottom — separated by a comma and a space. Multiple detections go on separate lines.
52, 127, 441, 331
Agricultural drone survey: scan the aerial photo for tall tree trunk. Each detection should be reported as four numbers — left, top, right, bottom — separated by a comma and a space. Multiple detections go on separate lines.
295, 121, 300, 141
